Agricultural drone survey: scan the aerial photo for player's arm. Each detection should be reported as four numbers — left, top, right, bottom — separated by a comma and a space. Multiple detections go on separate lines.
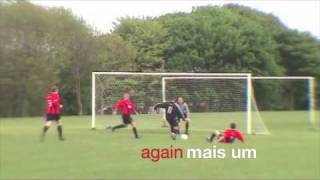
112, 101, 121, 115
58, 94, 63, 108
154, 102, 170, 110
52, 96, 61, 112
132, 102, 139, 115
184, 103, 191, 120
174, 103, 186, 120
59, 99, 63, 108
47, 99, 53, 109
236, 131, 245, 142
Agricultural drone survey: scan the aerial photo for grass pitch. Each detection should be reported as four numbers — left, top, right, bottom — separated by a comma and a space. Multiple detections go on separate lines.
0, 111, 319, 179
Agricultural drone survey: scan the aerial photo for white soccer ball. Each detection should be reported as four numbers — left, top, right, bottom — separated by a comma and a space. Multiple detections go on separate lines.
180, 134, 188, 140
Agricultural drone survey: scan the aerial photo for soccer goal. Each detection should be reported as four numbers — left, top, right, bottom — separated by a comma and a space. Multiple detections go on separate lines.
162, 76, 270, 135
251, 76, 317, 127
91, 72, 265, 134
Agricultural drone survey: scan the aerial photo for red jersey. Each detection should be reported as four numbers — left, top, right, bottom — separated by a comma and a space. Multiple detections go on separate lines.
220, 128, 244, 143
114, 98, 137, 116
46, 91, 61, 114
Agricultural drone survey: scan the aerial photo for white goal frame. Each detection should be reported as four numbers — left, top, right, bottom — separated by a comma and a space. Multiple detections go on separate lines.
91, 72, 252, 131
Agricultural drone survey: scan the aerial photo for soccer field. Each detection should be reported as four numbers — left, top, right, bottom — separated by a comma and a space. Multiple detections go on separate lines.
0, 111, 319, 179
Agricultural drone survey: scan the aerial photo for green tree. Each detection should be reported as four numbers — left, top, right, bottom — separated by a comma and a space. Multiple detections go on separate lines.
95, 33, 136, 71
160, 6, 284, 75
276, 30, 320, 109
114, 17, 169, 71
0, 2, 97, 116
1, 2, 319, 116
0, 1, 61, 116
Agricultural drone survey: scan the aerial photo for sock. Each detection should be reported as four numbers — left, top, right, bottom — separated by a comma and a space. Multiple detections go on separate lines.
57, 125, 63, 138
209, 133, 216, 142
170, 126, 174, 133
185, 122, 189, 134
112, 124, 126, 131
174, 128, 180, 135
41, 126, 49, 141
42, 126, 49, 134
132, 127, 139, 138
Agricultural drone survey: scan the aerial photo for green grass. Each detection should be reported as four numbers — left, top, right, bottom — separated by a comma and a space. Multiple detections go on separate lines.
0, 111, 319, 179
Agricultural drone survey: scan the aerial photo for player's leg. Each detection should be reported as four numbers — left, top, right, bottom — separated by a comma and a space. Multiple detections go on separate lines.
172, 125, 180, 135
184, 118, 190, 135
110, 115, 128, 132
216, 134, 225, 142
55, 115, 65, 141
170, 125, 180, 140
207, 130, 221, 142
129, 121, 139, 139
168, 119, 180, 140
41, 114, 52, 142
106, 124, 127, 131
110, 124, 127, 131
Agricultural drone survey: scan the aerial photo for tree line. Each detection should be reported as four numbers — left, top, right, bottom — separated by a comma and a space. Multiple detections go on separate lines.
0, 1, 319, 116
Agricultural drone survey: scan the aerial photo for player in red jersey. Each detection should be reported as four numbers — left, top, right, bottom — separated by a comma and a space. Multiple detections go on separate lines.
41, 86, 65, 142
206, 122, 244, 143
107, 93, 139, 139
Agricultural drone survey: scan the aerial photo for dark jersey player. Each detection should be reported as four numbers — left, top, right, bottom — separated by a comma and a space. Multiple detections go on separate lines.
154, 101, 186, 140
206, 122, 244, 143
107, 93, 139, 139
41, 86, 65, 142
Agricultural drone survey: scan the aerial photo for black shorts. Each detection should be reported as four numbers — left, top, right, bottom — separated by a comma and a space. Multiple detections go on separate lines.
166, 117, 179, 127
46, 114, 61, 121
122, 115, 133, 124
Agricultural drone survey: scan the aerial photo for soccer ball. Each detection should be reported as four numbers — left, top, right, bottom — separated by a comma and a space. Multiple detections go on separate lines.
180, 134, 188, 140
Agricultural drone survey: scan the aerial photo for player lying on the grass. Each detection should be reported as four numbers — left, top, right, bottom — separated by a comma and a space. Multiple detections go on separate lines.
106, 92, 139, 139
175, 96, 191, 135
41, 86, 65, 142
206, 122, 244, 143
154, 100, 186, 140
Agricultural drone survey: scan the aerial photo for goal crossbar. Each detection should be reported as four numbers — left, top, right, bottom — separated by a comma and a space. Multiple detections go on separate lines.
252, 76, 314, 80
92, 72, 250, 76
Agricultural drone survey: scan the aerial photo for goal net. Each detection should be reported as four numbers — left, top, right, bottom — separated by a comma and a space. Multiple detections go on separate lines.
91, 72, 270, 134
252, 77, 317, 128
162, 76, 269, 135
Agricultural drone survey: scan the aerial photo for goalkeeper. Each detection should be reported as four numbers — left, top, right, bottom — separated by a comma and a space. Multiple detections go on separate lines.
175, 96, 191, 135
